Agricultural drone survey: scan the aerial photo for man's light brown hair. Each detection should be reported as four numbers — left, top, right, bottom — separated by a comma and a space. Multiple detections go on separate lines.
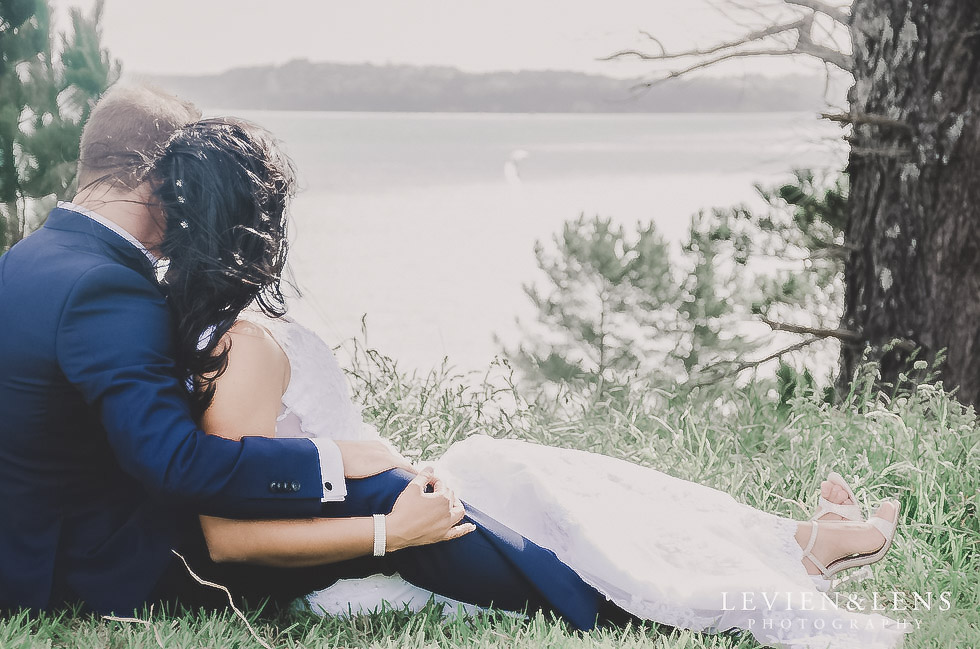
78, 84, 201, 190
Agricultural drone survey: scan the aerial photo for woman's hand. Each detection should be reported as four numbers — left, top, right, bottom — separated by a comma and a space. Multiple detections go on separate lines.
385, 468, 476, 552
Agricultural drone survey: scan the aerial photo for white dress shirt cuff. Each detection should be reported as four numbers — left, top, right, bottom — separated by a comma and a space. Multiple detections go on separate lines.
308, 438, 347, 502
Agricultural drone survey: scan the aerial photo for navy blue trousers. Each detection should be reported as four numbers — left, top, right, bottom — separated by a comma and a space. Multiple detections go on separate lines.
157, 469, 614, 630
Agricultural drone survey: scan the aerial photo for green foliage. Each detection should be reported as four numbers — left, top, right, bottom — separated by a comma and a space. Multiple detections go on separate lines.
2, 345, 977, 647
349, 346, 979, 649
504, 214, 757, 393
0, 0, 119, 253
719, 169, 848, 323
774, 361, 824, 414
692, 170, 849, 390
503, 215, 674, 388
507, 171, 848, 394
675, 209, 761, 377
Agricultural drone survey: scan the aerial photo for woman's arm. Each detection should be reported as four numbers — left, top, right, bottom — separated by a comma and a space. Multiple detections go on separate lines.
201, 468, 470, 567
200, 514, 374, 567
197, 321, 473, 566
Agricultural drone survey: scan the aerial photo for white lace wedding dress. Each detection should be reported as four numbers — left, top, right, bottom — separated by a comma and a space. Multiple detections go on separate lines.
247, 314, 910, 649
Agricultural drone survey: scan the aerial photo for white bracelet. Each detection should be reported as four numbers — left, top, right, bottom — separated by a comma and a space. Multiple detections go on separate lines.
372, 514, 387, 557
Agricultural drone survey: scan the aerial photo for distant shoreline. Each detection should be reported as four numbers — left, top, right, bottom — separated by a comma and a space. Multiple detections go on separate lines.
200, 108, 828, 116
138, 59, 846, 114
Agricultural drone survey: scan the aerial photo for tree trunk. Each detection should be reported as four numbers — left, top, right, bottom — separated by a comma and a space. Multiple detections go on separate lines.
839, 0, 980, 405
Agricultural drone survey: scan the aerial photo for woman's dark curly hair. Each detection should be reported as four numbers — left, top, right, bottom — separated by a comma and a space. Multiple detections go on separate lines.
151, 117, 296, 418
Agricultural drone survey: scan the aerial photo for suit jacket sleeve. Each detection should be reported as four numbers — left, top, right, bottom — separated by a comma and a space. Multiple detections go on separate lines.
55, 263, 324, 518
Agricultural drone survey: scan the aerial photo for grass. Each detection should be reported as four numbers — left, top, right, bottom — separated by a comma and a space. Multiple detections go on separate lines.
3, 347, 977, 648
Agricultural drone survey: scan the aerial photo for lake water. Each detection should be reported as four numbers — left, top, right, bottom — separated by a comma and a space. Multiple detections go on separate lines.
226, 111, 846, 372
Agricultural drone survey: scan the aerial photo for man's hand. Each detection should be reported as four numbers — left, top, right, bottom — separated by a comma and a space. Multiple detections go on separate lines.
385, 468, 476, 551
334, 440, 416, 479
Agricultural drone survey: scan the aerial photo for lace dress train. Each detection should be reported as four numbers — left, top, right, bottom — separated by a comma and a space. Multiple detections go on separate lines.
246, 315, 909, 649
432, 436, 909, 649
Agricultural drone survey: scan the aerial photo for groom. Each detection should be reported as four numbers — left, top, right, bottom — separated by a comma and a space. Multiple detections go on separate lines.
0, 85, 613, 628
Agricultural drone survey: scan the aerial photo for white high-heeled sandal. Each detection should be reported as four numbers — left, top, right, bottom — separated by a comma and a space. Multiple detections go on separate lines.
802, 499, 900, 579
810, 471, 863, 522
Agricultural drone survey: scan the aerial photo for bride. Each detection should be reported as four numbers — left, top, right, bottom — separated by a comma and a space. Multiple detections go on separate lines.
150, 118, 909, 649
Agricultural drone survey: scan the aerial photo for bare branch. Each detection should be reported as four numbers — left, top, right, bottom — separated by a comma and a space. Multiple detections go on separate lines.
690, 337, 824, 389
847, 145, 913, 159
760, 314, 863, 342
784, 0, 851, 25
602, 19, 807, 63
711, 0, 795, 28
607, 23, 852, 86
811, 11, 851, 54
748, 337, 827, 366
103, 614, 151, 626
792, 37, 854, 69
605, 0, 853, 87
807, 244, 857, 261
171, 550, 274, 649
821, 112, 913, 131
637, 30, 666, 56
630, 47, 842, 90
103, 611, 167, 649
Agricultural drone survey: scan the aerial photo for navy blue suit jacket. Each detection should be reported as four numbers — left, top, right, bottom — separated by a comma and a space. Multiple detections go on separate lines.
0, 208, 326, 613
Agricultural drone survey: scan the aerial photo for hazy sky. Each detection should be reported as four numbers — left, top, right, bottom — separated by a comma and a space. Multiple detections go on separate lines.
49, 0, 836, 79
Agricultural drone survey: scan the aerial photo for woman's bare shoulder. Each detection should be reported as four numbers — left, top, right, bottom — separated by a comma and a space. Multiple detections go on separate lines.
223, 320, 288, 369
227, 318, 277, 343
200, 319, 290, 439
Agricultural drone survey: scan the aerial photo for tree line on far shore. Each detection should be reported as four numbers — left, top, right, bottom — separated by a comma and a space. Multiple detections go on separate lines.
143, 61, 843, 114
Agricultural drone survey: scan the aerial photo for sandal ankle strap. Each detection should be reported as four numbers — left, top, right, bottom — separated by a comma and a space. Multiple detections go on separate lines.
802, 523, 832, 577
